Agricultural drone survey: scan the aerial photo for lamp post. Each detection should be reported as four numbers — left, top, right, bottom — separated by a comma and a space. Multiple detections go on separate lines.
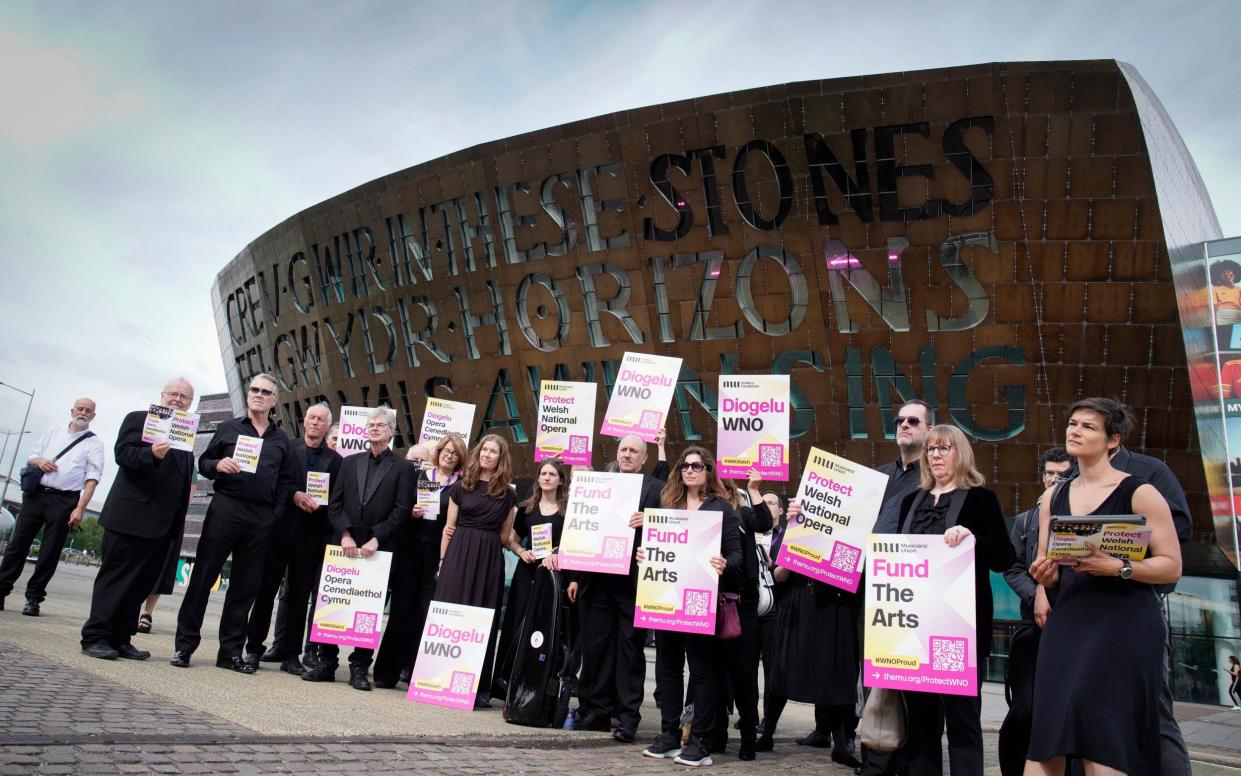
0, 430, 31, 481
0, 381, 36, 512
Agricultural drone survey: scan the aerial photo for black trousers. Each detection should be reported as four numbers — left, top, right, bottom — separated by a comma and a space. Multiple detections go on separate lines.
757, 611, 778, 706
317, 643, 374, 670
244, 530, 293, 657
719, 594, 761, 736
0, 489, 77, 603
903, 674, 984, 776
81, 530, 171, 647
174, 493, 273, 657
577, 584, 649, 730
276, 520, 329, 657
373, 539, 438, 685
655, 630, 725, 749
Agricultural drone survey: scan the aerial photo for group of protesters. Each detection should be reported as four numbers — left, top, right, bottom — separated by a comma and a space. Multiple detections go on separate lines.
0, 370, 1192, 774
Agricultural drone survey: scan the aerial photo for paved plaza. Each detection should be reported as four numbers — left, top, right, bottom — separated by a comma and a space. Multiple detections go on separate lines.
1, 563, 1239, 773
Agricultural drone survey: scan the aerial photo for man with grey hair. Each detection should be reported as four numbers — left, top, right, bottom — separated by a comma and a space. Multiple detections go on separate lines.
0, 397, 105, 615
303, 406, 413, 689
80, 379, 195, 659
245, 401, 342, 674
171, 373, 297, 672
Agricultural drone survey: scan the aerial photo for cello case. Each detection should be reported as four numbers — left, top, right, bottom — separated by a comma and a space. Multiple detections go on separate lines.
502, 565, 572, 727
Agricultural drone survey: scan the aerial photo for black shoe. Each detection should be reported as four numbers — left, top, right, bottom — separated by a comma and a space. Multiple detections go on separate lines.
302, 650, 321, 670
115, 643, 151, 661
473, 695, 491, 709
0, 596, 5, 611
21, 600, 39, 617
613, 727, 636, 744
260, 646, 286, 663
81, 640, 119, 660
754, 734, 774, 752
243, 652, 262, 671
797, 729, 832, 748
673, 740, 713, 767
216, 655, 256, 674
349, 666, 372, 691
279, 657, 306, 676
739, 728, 756, 761
832, 749, 864, 769
642, 734, 682, 759
398, 666, 411, 684
709, 732, 728, 754
302, 665, 337, 682
373, 678, 397, 689
576, 714, 611, 732
169, 650, 192, 668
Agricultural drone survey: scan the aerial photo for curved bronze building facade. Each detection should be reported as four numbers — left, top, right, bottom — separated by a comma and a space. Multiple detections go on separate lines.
211, 60, 1225, 575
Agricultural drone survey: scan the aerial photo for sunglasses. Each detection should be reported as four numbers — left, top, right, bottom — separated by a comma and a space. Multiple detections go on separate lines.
678, 461, 710, 473
248, 386, 275, 397
894, 416, 922, 428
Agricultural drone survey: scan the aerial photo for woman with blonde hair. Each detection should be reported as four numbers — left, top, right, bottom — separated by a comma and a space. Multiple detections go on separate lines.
433, 433, 518, 708
896, 424, 1014, 776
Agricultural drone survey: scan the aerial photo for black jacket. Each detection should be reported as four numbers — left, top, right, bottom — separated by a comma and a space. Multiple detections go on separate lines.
270, 438, 343, 543
898, 486, 1015, 656
199, 415, 297, 521
98, 410, 193, 540
328, 449, 416, 552
577, 472, 665, 598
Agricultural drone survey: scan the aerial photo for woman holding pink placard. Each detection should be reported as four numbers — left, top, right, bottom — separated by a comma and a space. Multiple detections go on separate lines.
895, 424, 1013, 776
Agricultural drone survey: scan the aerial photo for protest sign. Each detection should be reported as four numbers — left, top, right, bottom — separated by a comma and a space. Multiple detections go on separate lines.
419, 398, 475, 446
530, 522, 554, 559
233, 435, 263, 473
716, 375, 790, 480
535, 380, 596, 465
306, 472, 330, 507
864, 534, 978, 697
1046, 517, 1152, 563
416, 469, 444, 520
309, 545, 393, 650
335, 405, 372, 458
776, 447, 887, 592
600, 351, 682, 443
407, 601, 495, 711
558, 471, 643, 575
141, 404, 200, 452
634, 508, 723, 635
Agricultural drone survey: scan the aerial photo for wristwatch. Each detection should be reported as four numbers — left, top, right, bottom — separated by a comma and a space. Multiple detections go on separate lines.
1118, 558, 1133, 580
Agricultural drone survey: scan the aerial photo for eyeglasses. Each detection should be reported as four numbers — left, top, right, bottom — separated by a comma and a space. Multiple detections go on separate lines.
678, 461, 709, 473
248, 386, 275, 397
894, 416, 922, 428
365, 423, 390, 430
1043, 472, 1069, 482
925, 445, 955, 457
162, 391, 193, 402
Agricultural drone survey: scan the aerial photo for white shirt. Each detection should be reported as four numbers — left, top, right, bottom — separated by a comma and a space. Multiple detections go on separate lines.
28, 424, 106, 492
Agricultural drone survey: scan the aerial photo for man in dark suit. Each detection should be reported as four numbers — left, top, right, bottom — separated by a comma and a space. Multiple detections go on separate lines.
171, 373, 297, 672
572, 433, 664, 743
244, 401, 342, 675
303, 406, 413, 690
80, 379, 195, 660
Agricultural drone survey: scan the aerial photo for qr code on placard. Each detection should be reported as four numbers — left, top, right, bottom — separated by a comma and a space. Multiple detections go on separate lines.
931, 637, 967, 673
568, 435, 588, 454
353, 611, 378, 635
603, 537, 628, 559
639, 410, 662, 430
829, 542, 862, 573
758, 443, 783, 468
683, 589, 712, 617
450, 671, 475, 695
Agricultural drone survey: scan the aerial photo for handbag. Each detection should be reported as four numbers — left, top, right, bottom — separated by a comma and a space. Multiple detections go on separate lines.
19, 431, 95, 496
716, 592, 741, 640
859, 687, 907, 752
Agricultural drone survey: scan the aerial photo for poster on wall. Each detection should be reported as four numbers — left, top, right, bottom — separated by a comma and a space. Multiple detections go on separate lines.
863, 534, 978, 697
600, 351, 682, 443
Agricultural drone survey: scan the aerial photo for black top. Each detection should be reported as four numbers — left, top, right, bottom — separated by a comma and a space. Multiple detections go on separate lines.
408, 467, 459, 545
199, 416, 297, 517
514, 503, 566, 548
99, 410, 193, 540
874, 457, 921, 533
695, 494, 745, 589
447, 480, 518, 529
328, 448, 416, 551
271, 438, 342, 542
907, 492, 952, 535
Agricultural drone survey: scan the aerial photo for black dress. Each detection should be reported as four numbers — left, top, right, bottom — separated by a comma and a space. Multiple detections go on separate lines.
434, 481, 517, 610
1028, 476, 1162, 775
491, 503, 565, 694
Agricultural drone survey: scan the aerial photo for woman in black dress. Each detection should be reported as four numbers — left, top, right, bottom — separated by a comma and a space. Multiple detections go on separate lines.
756, 496, 862, 768
491, 458, 568, 697
435, 433, 519, 708
372, 434, 466, 688
1026, 399, 1180, 776
897, 424, 1014, 776
640, 446, 743, 767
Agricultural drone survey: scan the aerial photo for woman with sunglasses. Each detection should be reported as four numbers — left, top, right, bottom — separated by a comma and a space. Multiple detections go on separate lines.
491, 457, 569, 698
640, 447, 743, 767
372, 434, 466, 688
896, 424, 1014, 776
434, 433, 518, 708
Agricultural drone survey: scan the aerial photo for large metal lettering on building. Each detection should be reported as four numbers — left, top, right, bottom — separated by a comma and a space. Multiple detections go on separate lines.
212, 60, 1222, 548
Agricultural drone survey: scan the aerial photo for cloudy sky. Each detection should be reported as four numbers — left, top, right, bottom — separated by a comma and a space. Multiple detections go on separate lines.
1, 0, 1238, 503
